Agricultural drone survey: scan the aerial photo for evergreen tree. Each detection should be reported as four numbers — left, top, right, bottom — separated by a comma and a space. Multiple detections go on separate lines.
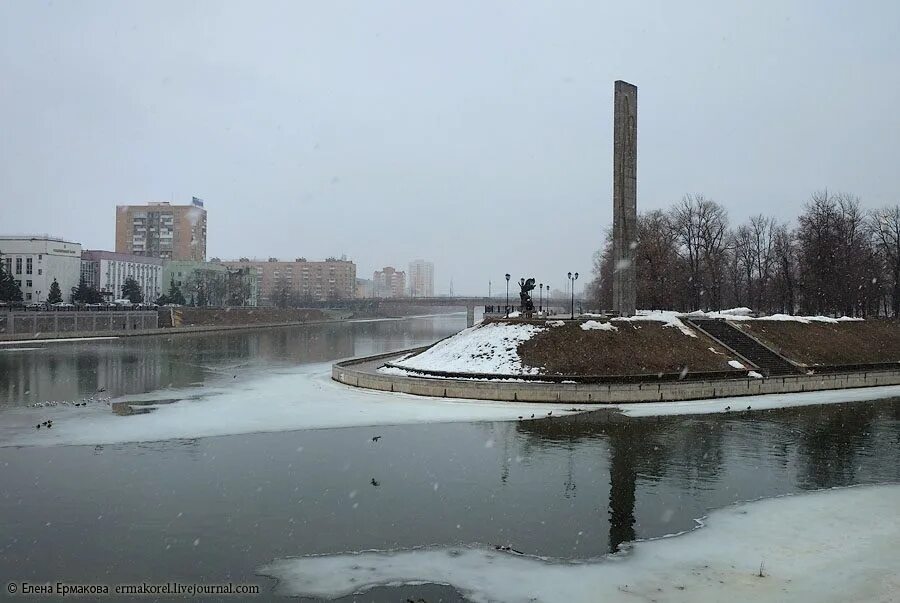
71, 278, 102, 304
121, 277, 143, 304
0, 257, 23, 303
162, 280, 186, 305
47, 279, 62, 304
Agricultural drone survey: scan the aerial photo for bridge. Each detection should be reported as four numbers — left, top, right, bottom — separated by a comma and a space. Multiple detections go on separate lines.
302, 297, 575, 327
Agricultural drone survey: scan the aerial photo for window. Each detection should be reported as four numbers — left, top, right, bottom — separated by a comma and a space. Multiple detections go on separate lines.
38, 254, 42, 260
15, 280, 21, 287
25, 293, 32, 301
26, 258, 32, 274
15, 257, 22, 274
37, 268, 42, 275
26, 280, 32, 288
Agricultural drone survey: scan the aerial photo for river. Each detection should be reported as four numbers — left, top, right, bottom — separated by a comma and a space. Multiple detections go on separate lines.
1, 314, 898, 601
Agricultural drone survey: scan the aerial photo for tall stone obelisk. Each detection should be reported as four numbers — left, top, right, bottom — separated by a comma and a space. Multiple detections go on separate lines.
612, 80, 637, 317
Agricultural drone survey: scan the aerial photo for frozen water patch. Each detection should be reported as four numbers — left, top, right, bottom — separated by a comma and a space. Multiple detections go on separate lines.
258, 484, 900, 603
580, 320, 617, 332
0, 364, 580, 448
613, 384, 900, 416
394, 322, 544, 375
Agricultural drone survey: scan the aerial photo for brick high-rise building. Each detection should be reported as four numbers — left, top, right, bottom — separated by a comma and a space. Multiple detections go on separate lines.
221, 257, 356, 305
115, 199, 207, 261
408, 259, 434, 297
374, 266, 406, 298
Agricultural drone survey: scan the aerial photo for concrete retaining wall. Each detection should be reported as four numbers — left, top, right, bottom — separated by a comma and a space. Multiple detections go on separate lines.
333, 349, 900, 403
2, 311, 158, 336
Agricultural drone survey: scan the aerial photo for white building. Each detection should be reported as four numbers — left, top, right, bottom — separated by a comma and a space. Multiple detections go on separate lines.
408, 259, 434, 297
81, 250, 164, 302
0, 236, 83, 303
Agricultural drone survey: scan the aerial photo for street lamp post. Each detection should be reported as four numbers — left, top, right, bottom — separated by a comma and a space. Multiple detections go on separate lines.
539, 283, 543, 313
505, 273, 511, 318
546, 284, 550, 315
568, 272, 579, 319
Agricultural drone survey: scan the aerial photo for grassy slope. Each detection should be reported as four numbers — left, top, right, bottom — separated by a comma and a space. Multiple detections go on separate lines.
737, 319, 900, 366
518, 320, 742, 376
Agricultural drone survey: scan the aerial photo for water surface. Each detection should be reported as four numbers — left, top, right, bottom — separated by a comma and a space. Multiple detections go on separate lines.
1, 315, 898, 601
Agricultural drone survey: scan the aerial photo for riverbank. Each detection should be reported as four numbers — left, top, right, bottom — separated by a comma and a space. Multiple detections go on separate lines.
0, 317, 351, 342
0, 308, 463, 342
334, 313, 900, 403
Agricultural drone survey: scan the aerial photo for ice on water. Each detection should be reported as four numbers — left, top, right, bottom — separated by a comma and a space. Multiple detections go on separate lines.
259, 484, 900, 603
0, 363, 579, 448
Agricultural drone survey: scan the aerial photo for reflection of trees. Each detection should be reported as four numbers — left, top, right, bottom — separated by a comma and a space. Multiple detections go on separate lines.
796, 403, 877, 490
516, 412, 690, 553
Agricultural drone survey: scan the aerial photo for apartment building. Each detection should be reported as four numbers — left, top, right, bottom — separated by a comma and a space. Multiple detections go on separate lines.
373, 266, 406, 298
115, 198, 207, 261
408, 259, 434, 297
221, 257, 356, 305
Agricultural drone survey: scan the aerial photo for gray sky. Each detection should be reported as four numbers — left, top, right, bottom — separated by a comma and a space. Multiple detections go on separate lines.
2, 1, 899, 295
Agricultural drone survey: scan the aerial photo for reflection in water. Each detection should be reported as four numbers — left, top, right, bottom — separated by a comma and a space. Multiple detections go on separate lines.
797, 403, 876, 490
607, 431, 637, 551
0, 315, 463, 407
514, 402, 900, 555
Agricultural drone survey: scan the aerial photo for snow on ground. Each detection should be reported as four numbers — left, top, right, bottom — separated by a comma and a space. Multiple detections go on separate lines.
727, 360, 746, 369
393, 322, 545, 375
0, 364, 579, 448
613, 384, 900, 417
684, 309, 863, 323
613, 311, 697, 337
756, 314, 863, 323
580, 320, 617, 332
259, 484, 900, 603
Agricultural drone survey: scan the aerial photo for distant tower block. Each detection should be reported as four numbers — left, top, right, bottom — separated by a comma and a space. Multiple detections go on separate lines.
612, 80, 637, 317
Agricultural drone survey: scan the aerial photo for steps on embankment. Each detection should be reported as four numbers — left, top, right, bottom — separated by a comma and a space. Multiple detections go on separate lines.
687, 318, 802, 377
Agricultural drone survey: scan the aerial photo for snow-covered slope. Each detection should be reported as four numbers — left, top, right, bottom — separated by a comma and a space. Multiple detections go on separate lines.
392, 322, 545, 375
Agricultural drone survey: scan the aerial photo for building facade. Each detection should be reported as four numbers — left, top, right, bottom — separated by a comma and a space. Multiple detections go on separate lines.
162, 261, 229, 307
0, 236, 82, 303
220, 257, 356, 306
80, 250, 164, 302
408, 259, 434, 297
374, 266, 406, 298
355, 278, 373, 299
115, 199, 207, 261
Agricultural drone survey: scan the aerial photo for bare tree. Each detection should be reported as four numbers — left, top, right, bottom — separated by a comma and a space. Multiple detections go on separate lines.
749, 215, 777, 311
671, 194, 730, 310
635, 210, 682, 310
771, 223, 797, 314
868, 205, 900, 316
586, 230, 614, 311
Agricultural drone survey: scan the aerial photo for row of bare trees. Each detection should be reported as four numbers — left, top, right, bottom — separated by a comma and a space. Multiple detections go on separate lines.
588, 191, 900, 317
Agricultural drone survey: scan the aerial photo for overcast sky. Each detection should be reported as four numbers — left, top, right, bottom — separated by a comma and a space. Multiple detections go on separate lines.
2, 1, 899, 295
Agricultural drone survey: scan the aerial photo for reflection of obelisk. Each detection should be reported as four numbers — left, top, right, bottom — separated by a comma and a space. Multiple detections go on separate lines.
612, 80, 637, 317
